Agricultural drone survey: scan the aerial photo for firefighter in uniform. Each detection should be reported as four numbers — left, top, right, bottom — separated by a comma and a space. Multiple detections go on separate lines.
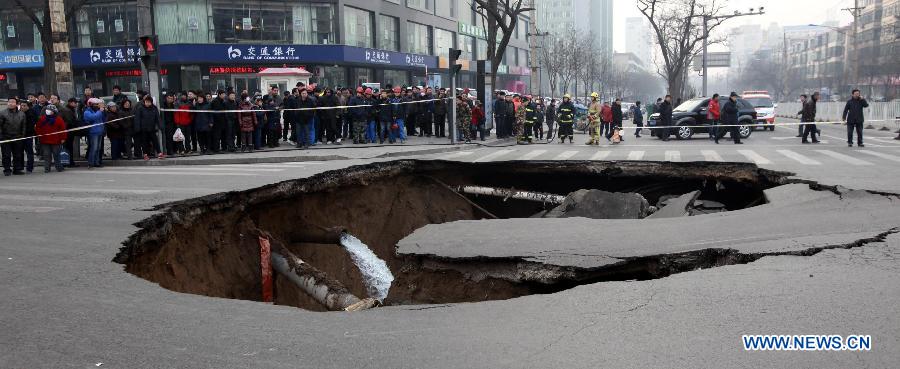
587, 92, 602, 145
520, 95, 537, 144
557, 94, 576, 144
456, 94, 472, 143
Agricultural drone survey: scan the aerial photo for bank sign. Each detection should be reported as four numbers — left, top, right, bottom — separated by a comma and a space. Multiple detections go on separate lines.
71, 46, 141, 66
225, 45, 301, 61
0, 50, 44, 69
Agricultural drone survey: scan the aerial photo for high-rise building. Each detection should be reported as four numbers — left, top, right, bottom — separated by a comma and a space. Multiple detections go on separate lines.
536, 0, 613, 59
591, 0, 614, 60
625, 17, 651, 66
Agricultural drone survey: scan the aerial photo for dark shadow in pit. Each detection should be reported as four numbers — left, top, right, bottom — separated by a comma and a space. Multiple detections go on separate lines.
114, 160, 789, 311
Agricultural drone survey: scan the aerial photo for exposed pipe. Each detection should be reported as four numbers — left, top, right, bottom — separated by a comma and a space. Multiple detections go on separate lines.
291, 225, 347, 245
457, 185, 566, 204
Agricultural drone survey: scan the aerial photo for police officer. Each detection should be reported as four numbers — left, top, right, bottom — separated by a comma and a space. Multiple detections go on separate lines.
557, 94, 576, 144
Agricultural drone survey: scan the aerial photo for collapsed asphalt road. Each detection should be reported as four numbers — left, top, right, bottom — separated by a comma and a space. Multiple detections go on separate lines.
2, 159, 899, 368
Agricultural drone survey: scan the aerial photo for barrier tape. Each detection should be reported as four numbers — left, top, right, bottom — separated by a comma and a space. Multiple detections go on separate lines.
158, 96, 454, 113
0, 116, 130, 144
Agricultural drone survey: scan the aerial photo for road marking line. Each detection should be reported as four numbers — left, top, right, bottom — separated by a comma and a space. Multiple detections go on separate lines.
776, 149, 822, 165
815, 150, 874, 166
700, 150, 723, 162
0, 205, 64, 213
0, 185, 160, 195
856, 150, 900, 163
0, 194, 111, 203
554, 150, 579, 160
68, 171, 262, 176
737, 150, 772, 165
590, 151, 611, 160
437, 151, 475, 159
519, 149, 547, 160
472, 149, 515, 162
664, 150, 682, 162
626, 151, 645, 160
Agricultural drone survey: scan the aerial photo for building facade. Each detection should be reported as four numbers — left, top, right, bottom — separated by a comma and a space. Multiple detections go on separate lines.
624, 17, 651, 67
0, 0, 533, 97
535, 0, 613, 59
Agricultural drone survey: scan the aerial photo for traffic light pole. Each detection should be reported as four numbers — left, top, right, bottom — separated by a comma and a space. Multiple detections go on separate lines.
450, 69, 456, 145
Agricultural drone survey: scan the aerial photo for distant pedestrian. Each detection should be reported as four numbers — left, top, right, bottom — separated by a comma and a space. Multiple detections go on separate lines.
1, 98, 27, 175
801, 92, 820, 144
707, 93, 720, 140
612, 98, 624, 142
134, 96, 163, 160
715, 92, 743, 144
631, 101, 644, 137
237, 100, 257, 152
34, 103, 67, 172
545, 99, 557, 141
657, 95, 673, 141
796, 94, 807, 137
82, 98, 106, 168
472, 100, 486, 141
842, 89, 868, 147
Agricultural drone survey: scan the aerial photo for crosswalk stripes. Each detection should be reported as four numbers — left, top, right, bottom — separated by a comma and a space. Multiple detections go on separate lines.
554, 151, 579, 160
627, 151, 645, 160
814, 150, 874, 166
0, 185, 160, 195
590, 151, 611, 161
472, 149, 515, 162
776, 149, 822, 165
0, 205, 64, 213
700, 150, 723, 162
68, 170, 263, 176
102, 166, 285, 172
857, 150, 900, 163
438, 151, 475, 160
519, 149, 547, 160
664, 151, 681, 162
0, 194, 112, 203
737, 150, 772, 165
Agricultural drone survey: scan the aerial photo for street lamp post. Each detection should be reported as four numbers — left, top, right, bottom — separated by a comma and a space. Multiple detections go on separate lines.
701, 7, 765, 97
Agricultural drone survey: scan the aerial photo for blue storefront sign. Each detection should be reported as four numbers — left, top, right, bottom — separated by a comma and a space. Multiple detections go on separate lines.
70, 44, 438, 70
0, 50, 44, 69
71, 46, 141, 67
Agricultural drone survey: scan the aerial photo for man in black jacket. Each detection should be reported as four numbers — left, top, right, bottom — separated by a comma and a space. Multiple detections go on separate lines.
544, 99, 556, 141
801, 92, 820, 144
657, 95, 673, 141
224, 91, 239, 151
842, 89, 869, 147
433, 90, 448, 138
493, 92, 508, 138
715, 92, 743, 144
611, 98, 624, 141
319, 88, 340, 144
209, 90, 227, 153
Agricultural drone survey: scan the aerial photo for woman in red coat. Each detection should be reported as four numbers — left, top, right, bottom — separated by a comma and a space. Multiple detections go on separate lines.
707, 93, 721, 140
471, 101, 485, 141
34, 104, 68, 172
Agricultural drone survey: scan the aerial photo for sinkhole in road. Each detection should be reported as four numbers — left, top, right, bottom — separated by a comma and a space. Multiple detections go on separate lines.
114, 160, 789, 311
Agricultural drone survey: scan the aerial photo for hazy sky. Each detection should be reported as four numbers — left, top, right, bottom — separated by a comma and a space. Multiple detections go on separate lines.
613, 0, 855, 52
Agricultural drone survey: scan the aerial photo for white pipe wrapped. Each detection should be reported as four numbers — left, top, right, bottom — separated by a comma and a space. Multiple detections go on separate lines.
458, 185, 566, 204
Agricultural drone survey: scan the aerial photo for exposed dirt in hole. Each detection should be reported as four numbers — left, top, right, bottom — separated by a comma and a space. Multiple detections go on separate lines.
115, 160, 795, 311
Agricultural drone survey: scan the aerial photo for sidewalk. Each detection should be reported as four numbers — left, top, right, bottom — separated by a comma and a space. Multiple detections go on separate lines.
74, 135, 502, 166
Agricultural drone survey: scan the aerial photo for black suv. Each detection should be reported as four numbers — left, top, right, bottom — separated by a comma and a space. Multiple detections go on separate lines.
648, 97, 759, 140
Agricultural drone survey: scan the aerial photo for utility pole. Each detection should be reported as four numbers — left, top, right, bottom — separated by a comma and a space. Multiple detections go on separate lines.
700, 7, 765, 97
48, 0, 73, 100
843, 0, 865, 90
527, 0, 539, 95
136, 0, 164, 153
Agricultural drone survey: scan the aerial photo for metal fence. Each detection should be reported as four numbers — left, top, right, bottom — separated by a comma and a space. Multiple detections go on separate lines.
777, 101, 900, 129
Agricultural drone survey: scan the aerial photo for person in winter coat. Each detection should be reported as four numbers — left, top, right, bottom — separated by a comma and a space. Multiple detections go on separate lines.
20, 100, 37, 173
657, 95, 674, 141
374, 90, 394, 144
295, 89, 316, 149
174, 95, 194, 154
544, 99, 557, 141
0, 98, 27, 175
105, 102, 127, 160
390, 87, 406, 143
631, 101, 644, 138
557, 95, 576, 144
405, 88, 419, 137
707, 94, 721, 140
715, 92, 743, 144
493, 92, 508, 139
611, 98, 624, 142
34, 103, 68, 172
237, 100, 258, 152
134, 96, 163, 160
264, 99, 281, 148
224, 92, 239, 152
433, 91, 448, 138
192, 95, 213, 154
842, 89, 869, 147
456, 94, 473, 143
349, 88, 368, 144
801, 92, 820, 144
210, 90, 228, 152
600, 101, 613, 139
520, 96, 537, 144
319, 88, 340, 144
59, 98, 79, 167
418, 88, 435, 137
252, 97, 267, 150
161, 94, 177, 155
587, 94, 602, 145
533, 98, 545, 140
119, 99, 135, 159
471, 101, 486, 141
82, 98, 106, 168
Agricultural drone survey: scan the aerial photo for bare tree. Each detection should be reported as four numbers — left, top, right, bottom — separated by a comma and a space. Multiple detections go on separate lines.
636, 0, 728, 101
470, 0, 535, 90
11, 0, 88, 95
555, 27, 582, 96
539, 34, 567, 97
577, 32, 598, 97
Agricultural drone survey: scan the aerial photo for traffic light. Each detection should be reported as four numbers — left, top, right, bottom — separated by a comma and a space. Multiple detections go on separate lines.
139, 35, 158, 56
449, 48, 462, 76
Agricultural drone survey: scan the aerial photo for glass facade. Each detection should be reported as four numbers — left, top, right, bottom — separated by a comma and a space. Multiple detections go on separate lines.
407, 22, 431, 55
406, 0, 434, 14
0, 12, 41, 51
344, 6, 374, 48
71, 2, 139, 47
322, 66, 347, 88
378, 15, 399, 51
383, 69, 409, 87
458, 34, 474, 60
476, 38, 487, 61
434, 28, 454, 58
154, 0, 334, 45
352, 67, 372, 86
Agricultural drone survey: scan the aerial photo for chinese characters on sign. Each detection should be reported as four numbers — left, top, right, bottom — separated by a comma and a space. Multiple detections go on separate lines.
458, 22, 487, 39
209, 66, 260, 74
226, 45, 299, 61
365, 49, 391, 64
404, 53, 426, 66
0, 50, 44, 69
88, 46, 141, 64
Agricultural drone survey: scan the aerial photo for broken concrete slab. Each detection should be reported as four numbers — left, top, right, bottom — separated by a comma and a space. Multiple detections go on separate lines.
543, 189, 650, 219
694, 199, 725, 209
647, 191, 700, 219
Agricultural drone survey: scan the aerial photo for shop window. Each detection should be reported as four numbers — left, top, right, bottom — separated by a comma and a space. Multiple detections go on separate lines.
379, 15, 399, 51
407, 22, 431, 55
210, 0, 292, 44
383, 70, 409, 87
294, 3, 336, 45
70, 2, 139, 47
0, 12, 39, 51
344, 6, 374, 48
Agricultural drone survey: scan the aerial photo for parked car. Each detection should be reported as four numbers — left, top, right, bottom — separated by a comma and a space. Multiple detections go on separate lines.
742, 91, 776, 131
647, 97, 758, 140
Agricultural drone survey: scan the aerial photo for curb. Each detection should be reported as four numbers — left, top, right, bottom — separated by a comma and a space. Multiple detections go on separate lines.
74, 145, 463, 167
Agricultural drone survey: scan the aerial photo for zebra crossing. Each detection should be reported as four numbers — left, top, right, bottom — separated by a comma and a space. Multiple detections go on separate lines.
440, 146, 900, 167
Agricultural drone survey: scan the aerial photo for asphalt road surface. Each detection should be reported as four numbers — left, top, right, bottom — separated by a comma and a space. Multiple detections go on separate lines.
1, 118, 898, 368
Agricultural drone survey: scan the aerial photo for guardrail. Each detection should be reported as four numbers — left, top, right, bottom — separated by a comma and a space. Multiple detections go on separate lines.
777, 101, 900, 131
